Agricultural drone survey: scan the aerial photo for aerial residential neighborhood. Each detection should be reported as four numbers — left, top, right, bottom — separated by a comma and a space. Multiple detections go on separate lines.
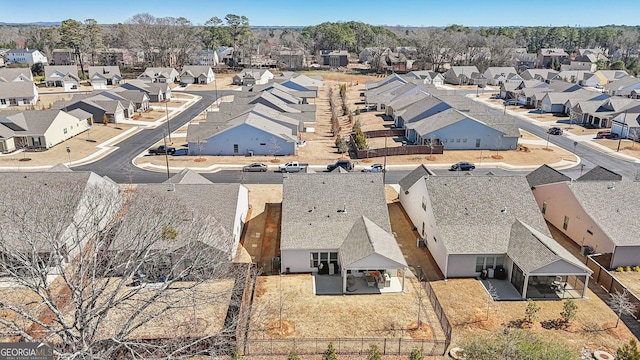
1, 3, 640, 359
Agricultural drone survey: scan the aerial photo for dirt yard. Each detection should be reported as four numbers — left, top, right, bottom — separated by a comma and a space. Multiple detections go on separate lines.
612, 272, 640, 298
590, 138, 640, 158
0, 124, 133, 167
430, 278, 635, 355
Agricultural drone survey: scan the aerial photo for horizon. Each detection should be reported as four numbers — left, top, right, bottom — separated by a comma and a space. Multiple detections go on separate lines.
2, 0, 639, 28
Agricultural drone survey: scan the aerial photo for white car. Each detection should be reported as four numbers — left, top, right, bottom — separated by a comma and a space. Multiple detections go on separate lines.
362, 163, 388, 173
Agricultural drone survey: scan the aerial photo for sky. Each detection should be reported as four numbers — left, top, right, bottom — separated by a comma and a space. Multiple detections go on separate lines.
2, 0, 639, 27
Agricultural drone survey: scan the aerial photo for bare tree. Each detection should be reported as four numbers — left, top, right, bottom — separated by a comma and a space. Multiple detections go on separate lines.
268, 136, 281, 160
608, 289, 638, 328
628, 128, 640, 149
486, 283, 498, 320
0, 178, 249, 359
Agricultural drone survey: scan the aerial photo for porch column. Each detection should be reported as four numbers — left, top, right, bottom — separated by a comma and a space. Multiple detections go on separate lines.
582, 275, 589, 298
342, 268, 347, 294
402, 267, 406, 293
522, 274, 529, 299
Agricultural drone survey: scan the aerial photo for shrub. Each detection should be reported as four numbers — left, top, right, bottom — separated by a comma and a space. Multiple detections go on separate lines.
524, 299, 540, 323
626, 266, 633, 272
560, 299, 578, 325
287, 351, 301, 360
408, 347, 424, 360
367, 345, 382, 360
616, 339, 640, 360
355, 107, 361, 115
354, 129, 368, 150
323, 342, 338, 360
633, 266, 640, 272
616, 266, 625, 272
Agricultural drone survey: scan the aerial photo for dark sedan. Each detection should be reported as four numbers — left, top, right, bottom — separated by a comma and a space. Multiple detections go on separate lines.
450, 162, 475, 171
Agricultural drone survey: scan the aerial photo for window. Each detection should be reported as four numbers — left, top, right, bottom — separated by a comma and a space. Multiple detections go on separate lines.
587, 229, 593, 235
233, 144, 239, 153
330, 252, 338, 262
433, 236, 437, 243
260, 143, 266, 146
0, 99, 5, 105
63, 128, 68, 134
421, 196, 427, 211
463, 138, 467, 143
421, 222, 425, 237
541, 201, 547, 214
475, 139, 481, 148
310, 252, 319, 268
563, 216, 570, 230
496, 256, 504, 268
475, 257, 485, 272
485, 256, 495, 269
449, 138, 454, 143
456, 138, 461, 142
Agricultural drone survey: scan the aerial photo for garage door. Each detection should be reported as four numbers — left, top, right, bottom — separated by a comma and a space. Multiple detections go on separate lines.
114, 110, 125, 123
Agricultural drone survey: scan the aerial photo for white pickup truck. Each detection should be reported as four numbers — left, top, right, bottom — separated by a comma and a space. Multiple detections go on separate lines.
278, 161, 309, 173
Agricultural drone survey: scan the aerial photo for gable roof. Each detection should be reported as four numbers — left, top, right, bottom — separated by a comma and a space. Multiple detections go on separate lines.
424, 176, 550, 254
0, 81, 36, 98
526, 164, 571, 188
398, 165, 434, 191
566, 181, 639, 246
281, 173, 390, 251
0, 110, 63, 136
180, 65, 212, 78
576, 165, 623, 182
44, 65, 79, 81
507, 220, 591, 274
88, 66, 122, 80
164, 168, 212, 184
0, 68, 34, 82
339, 216, 407, 268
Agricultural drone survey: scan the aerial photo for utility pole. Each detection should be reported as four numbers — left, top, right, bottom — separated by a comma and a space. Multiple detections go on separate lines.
165, 101, 172, 143
617, 110, 627, 152
163, 133, 170, 179
383, 135, 388, 184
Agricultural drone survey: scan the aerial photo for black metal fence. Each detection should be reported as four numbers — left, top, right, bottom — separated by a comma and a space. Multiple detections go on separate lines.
243, 337, 448, 356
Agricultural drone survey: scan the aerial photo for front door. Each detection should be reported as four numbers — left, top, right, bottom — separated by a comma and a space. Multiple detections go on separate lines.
511, 263, 524, 295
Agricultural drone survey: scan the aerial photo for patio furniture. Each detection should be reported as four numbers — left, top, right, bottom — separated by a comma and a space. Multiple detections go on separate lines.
365, 275, 376, 287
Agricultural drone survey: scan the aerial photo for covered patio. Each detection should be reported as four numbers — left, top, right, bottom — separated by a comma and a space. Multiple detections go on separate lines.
338, 216, 408, 295
313, 274, 404, 295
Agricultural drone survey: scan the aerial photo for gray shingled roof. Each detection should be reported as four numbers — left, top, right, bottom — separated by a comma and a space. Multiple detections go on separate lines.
568, 181, 639, 246
425, 176, 551, 254
164, 168, 212, 184
339, 216, 407, 268
0, 81, 36, 98
0, 110, 61, 136
508, 220, 591, 274
0, 68, 34, 82
398, 165, 434, 191
0, 171, 103, 252
44, 65, 79, 81
576, 166, 623, 182
281, 173, 391, 250
526, 164, 571, 188
111, 184, 240, 254
88, 66, 122, 80
65, 108, 93, 120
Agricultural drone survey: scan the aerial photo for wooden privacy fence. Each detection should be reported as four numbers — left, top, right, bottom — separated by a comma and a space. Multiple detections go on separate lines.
585, 255, 640, 318
349, 135, 443, 159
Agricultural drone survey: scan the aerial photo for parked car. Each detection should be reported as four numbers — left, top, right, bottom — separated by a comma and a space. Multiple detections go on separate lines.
278, 161, 309, 173
172, 148, 189, 156
243, 163, 268, 172
362, 163, 388, 173
503, 99, 517, 106
548, 127, 563, 135
148, 145, 176, 155
327, 160, 354, 172
450, 162, 475, 171
596, 130, 617, 139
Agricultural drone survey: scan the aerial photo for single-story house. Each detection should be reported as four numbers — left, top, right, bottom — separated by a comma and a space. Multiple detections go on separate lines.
399, 168, 591, 299
0, 109, 91, 152
443, 66, 479, 85
88, 66, 122, 89
281, 173, 408, 294
531, 177, 640, 269
186, 110, 297, 156
611, 111, 640, 139
180, 66, 215, 85
404, 71, 444, 87
137, 67, 179, 83
0, 171, 120, 271
120, 80, 171, 102
106, 88, 150, 112
484, 67, 520, 86
0, 81, 38, 108
232, 69, 274, 86
604, 76, 640, 97
44, 65, 80, 91
0, 68, 34, 82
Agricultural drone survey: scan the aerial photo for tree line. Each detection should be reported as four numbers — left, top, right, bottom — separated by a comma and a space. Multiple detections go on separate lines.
3, 17, 639, 74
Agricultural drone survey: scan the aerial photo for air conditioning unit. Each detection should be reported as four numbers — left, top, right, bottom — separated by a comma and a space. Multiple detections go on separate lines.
581, 245, 594, 256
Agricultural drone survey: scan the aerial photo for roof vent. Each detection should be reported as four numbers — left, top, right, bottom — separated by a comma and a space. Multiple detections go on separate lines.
607, 182, 615, 190
338, 203, 347, 214
501, 207, 508, 213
